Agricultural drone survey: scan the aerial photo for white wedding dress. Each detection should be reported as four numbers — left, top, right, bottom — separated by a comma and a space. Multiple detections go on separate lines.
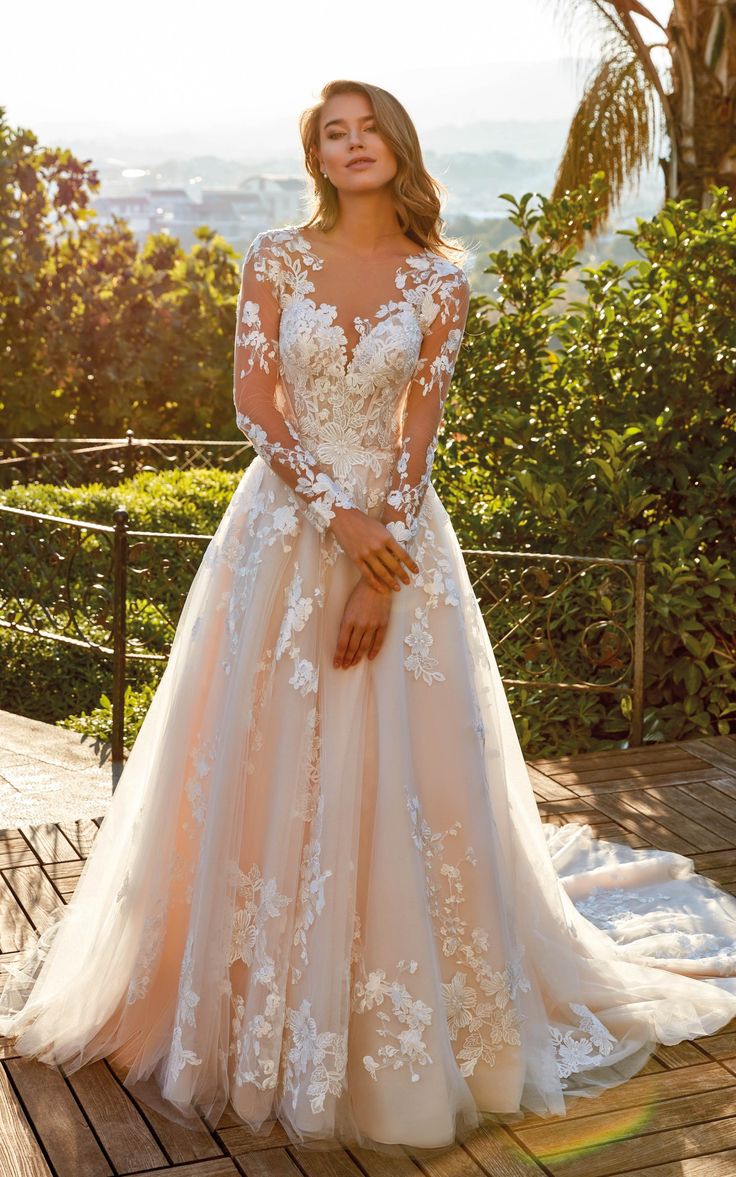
2, 224, 736, 1154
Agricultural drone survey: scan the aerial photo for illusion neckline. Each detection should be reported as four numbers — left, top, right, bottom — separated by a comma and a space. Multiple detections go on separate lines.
284, 227, 433, 377
289, 226, 435, 274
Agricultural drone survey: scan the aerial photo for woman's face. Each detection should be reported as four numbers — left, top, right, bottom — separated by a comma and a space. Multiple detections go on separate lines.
316, 92, 397, 191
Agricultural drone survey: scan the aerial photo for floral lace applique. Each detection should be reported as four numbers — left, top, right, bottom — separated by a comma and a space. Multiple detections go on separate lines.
550, 1002, 617, 1084
228, 863, 292, 1091
127, 907, 165, 1004
400, 522, 460, 686
275, 565, 317, 698
281, 999, 348, 1114
352, 957, 434, 1084
163, 933, 203, 1086
406, 793, 531, 1076
228, 864, 291, 969
293, 705, 321, 822
574, 886, 674, 931
290, 793, 332, 984
183, 735, 216, 828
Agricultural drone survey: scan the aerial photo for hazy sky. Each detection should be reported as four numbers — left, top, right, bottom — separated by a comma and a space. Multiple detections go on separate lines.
4, 0, 673, 151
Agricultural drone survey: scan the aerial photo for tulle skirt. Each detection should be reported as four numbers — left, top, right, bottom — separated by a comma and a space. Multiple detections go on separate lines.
2, 455, 736, 1154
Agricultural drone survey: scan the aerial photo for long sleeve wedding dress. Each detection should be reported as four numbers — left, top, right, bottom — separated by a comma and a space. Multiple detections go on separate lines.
2, 224, 736, 1154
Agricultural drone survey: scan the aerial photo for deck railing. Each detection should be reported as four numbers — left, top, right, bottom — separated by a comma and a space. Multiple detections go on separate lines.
0, 498, 649, 767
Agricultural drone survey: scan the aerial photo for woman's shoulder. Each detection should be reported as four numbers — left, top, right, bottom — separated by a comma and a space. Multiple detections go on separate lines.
248, 224, 303, 254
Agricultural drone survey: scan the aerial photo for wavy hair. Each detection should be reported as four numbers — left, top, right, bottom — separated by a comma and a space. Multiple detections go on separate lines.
297, 79, 468, 266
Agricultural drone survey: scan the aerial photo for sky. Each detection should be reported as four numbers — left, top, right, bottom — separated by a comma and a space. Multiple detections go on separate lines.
3, 0, 674, 155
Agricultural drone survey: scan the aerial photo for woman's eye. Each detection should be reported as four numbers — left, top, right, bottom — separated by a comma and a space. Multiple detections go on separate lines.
327, 128, 377, 139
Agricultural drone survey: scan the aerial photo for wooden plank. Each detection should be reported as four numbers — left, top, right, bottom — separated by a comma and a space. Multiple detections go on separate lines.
217, 1121, 291, 1155
516, 1084, 736, 1155
530, 744, 702, 772
238, 1149, 308, 1177
611, 789, 732, 852
536, 1114, 736, 1176
553, 768, 725, 796
700, 1032, 736, 1061
517, 1062, 734, 1128
6, 1058, 111, 1177
642, 784, 736, 847
290, 1145, 366, 1176
3, 866, 64, 932
690, 849, 736, 870
526, 765, 577, 802
0, 875, 35, 953
685, 737, 736, 775
696, 865, 736, 887
131, 1100, 222, 1164
655, 1041, 711, 1068
346, 1144, 421, 1177
123, 1161, 239, 1177
66, 1060, 167, 1174
628, 1151, 736, 1176
0, 1063, 52, 1177
43, 860, 85, 900
462, 1122, 549, 1176
0, 834, 39, 870
684, 781, 736, 828
584, 793, 698, 854
537, 798, 598, 816
57, 819, 98, 858
553, 758, 710, 784
19, 825, 80, 864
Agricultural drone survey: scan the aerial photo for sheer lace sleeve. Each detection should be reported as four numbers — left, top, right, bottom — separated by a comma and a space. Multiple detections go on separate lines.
380, 264, 471, 554
233, 231, 360, 534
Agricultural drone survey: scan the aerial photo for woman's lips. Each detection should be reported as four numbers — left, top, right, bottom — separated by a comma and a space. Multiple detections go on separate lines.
347, 159, 374, 169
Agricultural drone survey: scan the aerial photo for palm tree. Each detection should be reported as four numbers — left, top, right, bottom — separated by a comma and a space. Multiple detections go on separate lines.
552, 1, 736, 222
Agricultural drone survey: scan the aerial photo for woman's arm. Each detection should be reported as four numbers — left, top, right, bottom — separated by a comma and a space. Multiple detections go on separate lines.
379, 266, 471, 555
233, 232, 360, 533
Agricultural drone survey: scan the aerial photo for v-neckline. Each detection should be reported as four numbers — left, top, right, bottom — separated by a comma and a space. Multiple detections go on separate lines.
290, 229, 434, 374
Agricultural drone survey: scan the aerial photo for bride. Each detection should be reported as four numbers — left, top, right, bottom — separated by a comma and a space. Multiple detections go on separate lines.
2, 78, 736, 1156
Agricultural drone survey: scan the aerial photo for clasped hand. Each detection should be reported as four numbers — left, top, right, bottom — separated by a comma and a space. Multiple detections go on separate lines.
328, 507, 418, 670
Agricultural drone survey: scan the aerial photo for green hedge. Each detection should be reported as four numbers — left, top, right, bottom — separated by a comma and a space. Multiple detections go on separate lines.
433, 175, 736, 748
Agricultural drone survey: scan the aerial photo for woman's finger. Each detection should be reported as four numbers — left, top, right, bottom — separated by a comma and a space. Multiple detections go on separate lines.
366, 623, 386, 661
342, 624, 364, 667
386, 536, 419, 576
360, 557, 392, 593
333, 622, 353, 668
349, 627, 373, 666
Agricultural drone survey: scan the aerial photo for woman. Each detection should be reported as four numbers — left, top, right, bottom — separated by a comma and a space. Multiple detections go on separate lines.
2, 78, 736, 1156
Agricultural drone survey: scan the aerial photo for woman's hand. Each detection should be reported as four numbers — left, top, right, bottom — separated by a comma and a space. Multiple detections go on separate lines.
333, 578, 393, 669
328, 506, 418, 594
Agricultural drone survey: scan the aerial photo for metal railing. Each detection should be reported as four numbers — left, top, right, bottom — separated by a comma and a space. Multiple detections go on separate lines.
0, 500, 649, 768
0, 431, 249, 488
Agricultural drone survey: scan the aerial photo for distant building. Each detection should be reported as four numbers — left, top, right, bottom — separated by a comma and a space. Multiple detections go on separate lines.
238, 175, 307, 229
90, 174, 309, 253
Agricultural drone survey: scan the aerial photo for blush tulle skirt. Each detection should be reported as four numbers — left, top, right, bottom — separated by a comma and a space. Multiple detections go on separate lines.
2, 456, 736, 1154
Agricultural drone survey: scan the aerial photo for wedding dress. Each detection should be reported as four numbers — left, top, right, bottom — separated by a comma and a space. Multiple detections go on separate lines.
2, 224, 736, 1155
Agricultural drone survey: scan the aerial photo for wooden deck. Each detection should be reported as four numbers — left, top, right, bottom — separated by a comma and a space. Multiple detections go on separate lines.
2, 734, 736, 1177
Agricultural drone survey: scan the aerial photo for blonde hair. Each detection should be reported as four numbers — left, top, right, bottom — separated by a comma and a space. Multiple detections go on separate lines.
298, 79, 468, 266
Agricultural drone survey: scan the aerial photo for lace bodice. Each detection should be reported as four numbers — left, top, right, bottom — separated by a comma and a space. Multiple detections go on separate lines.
233, 225, 471, 552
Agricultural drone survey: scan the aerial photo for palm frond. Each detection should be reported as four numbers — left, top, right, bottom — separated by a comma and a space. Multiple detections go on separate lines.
623, 0, 668, 35
551, 45, 661, 224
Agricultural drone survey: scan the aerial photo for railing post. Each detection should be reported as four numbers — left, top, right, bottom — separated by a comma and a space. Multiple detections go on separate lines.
111, 507, 129, 772
630, 536, 650, 747
124, 428, 135, 481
